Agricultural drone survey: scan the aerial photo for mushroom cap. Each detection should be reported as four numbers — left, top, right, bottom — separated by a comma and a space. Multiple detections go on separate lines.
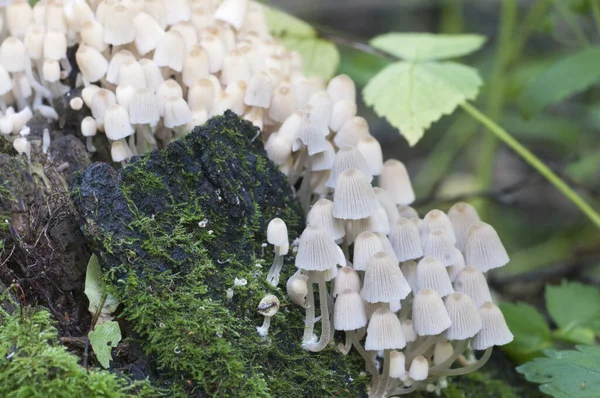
453, 266, 493, 308
333, 266, 361, 297
257, 294, 280, 317
378, 159, 415, 205
362, 251, 411, 303
333, 289, 367, 331
389, 218, 423, 262
448, 202, 480, 252
465, 221, 509, 272
408, 356, 429, 381
416, 257, 454, 297
471, 302, 513, 350
267, 218, 288, 246
333, 168, 379, 220
412, 288, 451, 336
365, 307, 406, 351
295, 224, 339, 272
444, 292, 482, 340
353, 231, 384, 272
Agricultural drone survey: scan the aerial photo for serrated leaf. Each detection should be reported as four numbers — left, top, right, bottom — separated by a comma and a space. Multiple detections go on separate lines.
280, 36, 340, 80
88, 321, 122, 369
517, 345, 600, 398
262, 5, 315, 38
370, 33, 486, 62
363, 61, 482, 146
84, 254, 119, 316
519, 47, 600, 118
546, 281, 600, 336
499, 302, 553, 364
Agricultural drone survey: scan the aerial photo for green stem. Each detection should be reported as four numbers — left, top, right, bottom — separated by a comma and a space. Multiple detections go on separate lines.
461, 102, 600, 229
592, 0, 600, 35
553, 0, 589, 45
440, 0, 464, 34
509, 0, 552, 63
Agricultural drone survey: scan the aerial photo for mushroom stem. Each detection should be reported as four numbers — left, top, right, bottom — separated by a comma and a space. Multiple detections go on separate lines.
406, 335, 439, 363
266, 248, 284, 287
297, 155, 313, 213
256, 315, 272, 337
348, 330, 380, 393
337, 331, 352, 355
372, 349, 391, 397
389, 384, 418, 396
86, 136, 97, 152
302, 281, 316, 345
437, 347, 492, 377
428, 339, 468, 376
305, 276, 331, 352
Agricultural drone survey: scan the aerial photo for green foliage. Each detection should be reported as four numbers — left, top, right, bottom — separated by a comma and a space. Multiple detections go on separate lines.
364, 33, 484, 146
517, 345, 600, 398
0, 305, 157, 397
499, 302, 553, 363
89, 321, 122, 369
263, 5, 340, 80
84, 254, 119, 316
518, 47, 600, 118
370, 33, 486, 61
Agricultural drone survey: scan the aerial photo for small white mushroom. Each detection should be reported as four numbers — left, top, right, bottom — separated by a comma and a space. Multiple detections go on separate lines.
256, 294, 279, 337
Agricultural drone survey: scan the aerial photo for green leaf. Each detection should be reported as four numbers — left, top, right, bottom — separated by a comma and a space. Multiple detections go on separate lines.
84, 254, 119, 316
499, 302, 553, 364
518, 47, 600, 118
88, 321, 122, 369
263, 5, 340, 80
552, 327, 596, 346
517, 345, 600, 397
370, 33, 486, 62
363, 61, 482, 146
546, 281, 600, 335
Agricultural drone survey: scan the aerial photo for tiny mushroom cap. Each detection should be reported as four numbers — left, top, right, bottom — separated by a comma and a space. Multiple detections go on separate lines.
133, 12, 164, 56
401, 319, 417, 343
356, 136, 384, 176
353, 231, 385, 272
118, 59, 147, 90
70, 97, 84, 111
362, 251, 411, 303
265, 133, 293, 166
129, 89, 160, 125
269, 83, 298, 123
448, 202, 481, 252
163, 97, 192, 128
295, 224, 339, 272
110, 139, 130, 162
329, 99, 356, 132
201, 34, 227, 73
333, 266, 361, 297
465, 221, 510, 272
214, 0, 249, 30
104, 5, 135, 45
294, 105, 328, 155
453, 266, 493, 308
326, 145, 373, 188
220, 49, 251, 85
444, 293, 483, 340
82, 85, 101, 108
416, 257, 454, 297
43, 59, 61, 82
244, 71, 273, 108
397, 205, 419, 220
365, 307, 406, 351
267, 218, 288, 247
104, 104, 134, 141
139, 58, 164, 92
81, 116, 97, 137
286, 270, 309, 308
368, 207, 391, 236
0, 37, 28, 72
471, 302, 514, 350
447, 248, 466, 282
311, 140, 336, 171
423, 229, 462, 267
43, 30, 67, 61
81, 20, 107, 52
307, 90, 333, 126
257, 294, 280, 317
153, 30, 186, 72
327, 74, 356, 103
91, 88, 117, 122
412, 288, 452, 336
106, 50, 136, 85
433, 340, 454, 365
378, 159, 415, 205
422, 209, 456, 244
333, 168, 379, 220
376, 232, 399, 263
334, 289, 367, 331
188, 78, 216, 111
307, 198, 345, 240
408, 356, 429, 381
333, 116, 370, 148
374, 187, 401, 225
389, 350, 407, 379
389, 218, 423, 262
76, 45, 109, 83
401, 260, 418, 294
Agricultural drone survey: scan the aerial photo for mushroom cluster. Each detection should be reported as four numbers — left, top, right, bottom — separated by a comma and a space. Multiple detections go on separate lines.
280, 143, 514, 394
0, 0, 312, 163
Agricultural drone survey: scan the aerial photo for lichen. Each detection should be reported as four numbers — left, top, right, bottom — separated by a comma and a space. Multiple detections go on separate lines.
0, 299, 158, 397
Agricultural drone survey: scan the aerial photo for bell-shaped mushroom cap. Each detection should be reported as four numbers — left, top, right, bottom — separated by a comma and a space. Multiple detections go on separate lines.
334, 289, 367, 331
307, 90, 333, 127
333, 116, 370, 148
154, 30, 186, 72
378, 159, 415, 205
307, 199, 345, 241
91, 89, 117, 122
471, 302, 513, 350
326, 146, 373, 188
362, 251, 411, 303
356, 136, 384, 176
139, 58, 164, 92
374, 187, 401, 225
376, 232, 399, 263
110, 139, 130, 162
421, 209, 456, 244
353, 231, 384, 271
293, 106, 328, 155
448, 202, 480, 252
163, 97, 192, 128
311, 140, 336, 171
412, 288, 451, 336
416, 257, 454, 297
329, 99, 356, 132
257, 294, 280, 317
327, 74, 356, 103
214, 0, 249, 30
400, 260, 418, 293
104, 5, 135, 46
389, 218, 423, 262
447, 248, 466, 282
295, 225, 339, 271
0, 37, 27, 72
244, 71, 273, 108
269, 82, 298, 123
201, 34, 226, 73
368, 207, 390, 236
286, 270, 308, 308
129, 89, 159, 125
220, 49, 251, 85
81, 116, 97, 137
397, 205, 419, 220
104, 104, 134, 141
444, 292, 482, 340
76, 45, 108, 83
333, 168, 379, 220
389, 350, 406, 379
333, 266, 361, 297
408, 356, 429, 381
433, 340, 454, 365
423, 229, 462, 267
267, 218, 288, 247
116, 84, 135, 111
265, 132, 292, 166
465, 222, 509, 272
401, 319, 417, 343
453, 266, 493, 308
365, 307, 406, 351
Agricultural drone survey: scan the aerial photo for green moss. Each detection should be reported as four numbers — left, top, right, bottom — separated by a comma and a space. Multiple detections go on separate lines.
0, 301, 159, 398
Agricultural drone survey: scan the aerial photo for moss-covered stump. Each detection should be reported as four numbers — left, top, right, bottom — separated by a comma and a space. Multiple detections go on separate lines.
72, 112, 370, 396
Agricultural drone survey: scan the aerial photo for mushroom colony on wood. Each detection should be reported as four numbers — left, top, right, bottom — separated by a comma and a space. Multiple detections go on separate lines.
0, 0, 514, 395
